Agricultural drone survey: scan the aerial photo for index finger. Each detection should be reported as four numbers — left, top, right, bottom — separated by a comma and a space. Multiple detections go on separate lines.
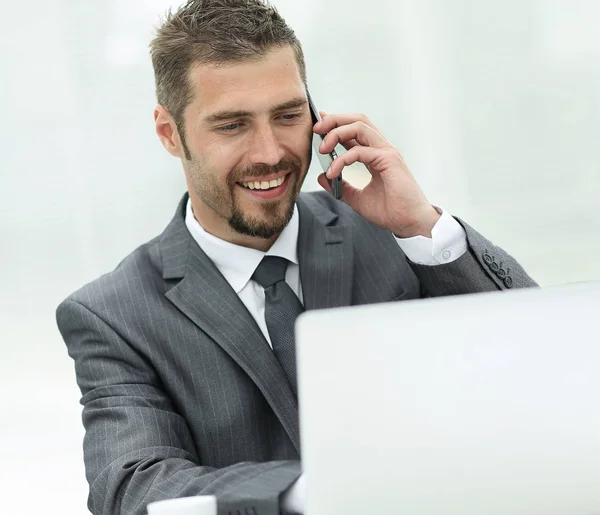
314, 113, 381, 135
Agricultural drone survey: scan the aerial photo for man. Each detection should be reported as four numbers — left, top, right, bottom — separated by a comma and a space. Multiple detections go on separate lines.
56, 1, 536, 514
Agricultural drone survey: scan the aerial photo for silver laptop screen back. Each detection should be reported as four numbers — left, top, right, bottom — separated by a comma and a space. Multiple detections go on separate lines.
296, 284, 600, 515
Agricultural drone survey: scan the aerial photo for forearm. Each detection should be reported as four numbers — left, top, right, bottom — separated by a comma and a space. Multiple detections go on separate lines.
91, 452, 301, 515
57, 300, 301, 515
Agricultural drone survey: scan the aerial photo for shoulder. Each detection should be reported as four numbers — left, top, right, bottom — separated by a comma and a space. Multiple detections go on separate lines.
57, 194, 190, 319
56, 233, 165, 321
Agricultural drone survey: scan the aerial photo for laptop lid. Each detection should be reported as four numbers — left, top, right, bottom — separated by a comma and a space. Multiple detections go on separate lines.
296, 283, 600, 515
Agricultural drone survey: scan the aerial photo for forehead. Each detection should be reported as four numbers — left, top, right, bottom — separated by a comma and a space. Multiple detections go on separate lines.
187, 46, 306, 116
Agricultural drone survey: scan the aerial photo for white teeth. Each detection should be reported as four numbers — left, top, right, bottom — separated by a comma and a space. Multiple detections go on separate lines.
240, 176, 285, 190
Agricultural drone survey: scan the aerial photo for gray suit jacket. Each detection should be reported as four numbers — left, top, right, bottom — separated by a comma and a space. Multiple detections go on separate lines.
56, 192, 536, 515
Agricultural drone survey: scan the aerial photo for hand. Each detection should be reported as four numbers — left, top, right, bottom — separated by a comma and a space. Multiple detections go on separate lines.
314, 112, 440, 238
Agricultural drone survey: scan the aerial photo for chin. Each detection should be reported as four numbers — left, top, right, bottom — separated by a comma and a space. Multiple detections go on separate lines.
229, 198, 295, 239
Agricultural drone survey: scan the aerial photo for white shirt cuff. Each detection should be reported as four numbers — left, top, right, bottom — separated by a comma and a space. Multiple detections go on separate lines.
394, 207, 467, 265
281, 473, 306, 514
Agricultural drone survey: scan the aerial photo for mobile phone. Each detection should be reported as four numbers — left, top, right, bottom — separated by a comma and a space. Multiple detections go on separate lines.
307, 91, 342, 200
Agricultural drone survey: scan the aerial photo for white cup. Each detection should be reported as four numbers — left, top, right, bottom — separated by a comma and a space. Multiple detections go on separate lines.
146, 496, 217, 515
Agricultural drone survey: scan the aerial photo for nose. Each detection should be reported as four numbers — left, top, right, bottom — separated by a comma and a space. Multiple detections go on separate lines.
247, 122, 286, 166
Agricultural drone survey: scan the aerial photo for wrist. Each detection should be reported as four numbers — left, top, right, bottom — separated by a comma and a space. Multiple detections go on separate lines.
393, 205, 441, 239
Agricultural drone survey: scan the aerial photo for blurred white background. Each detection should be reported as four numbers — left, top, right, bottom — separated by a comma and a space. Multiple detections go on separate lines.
1, 0, 599, 513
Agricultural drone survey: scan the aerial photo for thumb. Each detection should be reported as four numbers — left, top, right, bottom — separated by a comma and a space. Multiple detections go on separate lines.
317, 173, 361, 211
317, 172, 330, 192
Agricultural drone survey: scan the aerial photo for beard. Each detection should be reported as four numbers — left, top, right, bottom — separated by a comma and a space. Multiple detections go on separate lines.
227, 158, 303, 239
228, 191, 294, 239
188, 149, 311, 240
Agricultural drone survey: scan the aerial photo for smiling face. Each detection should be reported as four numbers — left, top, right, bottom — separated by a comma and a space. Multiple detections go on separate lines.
159, 46, 313, 249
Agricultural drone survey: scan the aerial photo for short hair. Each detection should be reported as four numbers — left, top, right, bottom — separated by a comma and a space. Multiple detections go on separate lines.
150, 0, 307, 158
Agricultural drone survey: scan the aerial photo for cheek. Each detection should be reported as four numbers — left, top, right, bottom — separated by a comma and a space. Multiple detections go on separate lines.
201, 141, 244, 182
284, 126, 312, 160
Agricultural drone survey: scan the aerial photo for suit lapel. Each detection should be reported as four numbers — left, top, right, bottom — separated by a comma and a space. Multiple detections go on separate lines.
297, 194, 354, 310
159, 195, 300, 452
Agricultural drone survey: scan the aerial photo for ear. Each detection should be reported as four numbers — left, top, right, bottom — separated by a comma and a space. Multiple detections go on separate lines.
154, 105, 184, 158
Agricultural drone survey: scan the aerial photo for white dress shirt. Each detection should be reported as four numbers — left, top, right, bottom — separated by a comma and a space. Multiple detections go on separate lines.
184, 198, 467, 514
185, 199, 303, 348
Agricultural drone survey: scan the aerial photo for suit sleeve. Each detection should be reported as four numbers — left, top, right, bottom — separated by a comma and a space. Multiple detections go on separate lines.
56, 299, 301, 515
409, 218, 538, 296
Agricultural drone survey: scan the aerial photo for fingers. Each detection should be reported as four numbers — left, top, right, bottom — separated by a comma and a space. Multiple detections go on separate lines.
315, 112, 360, 150
318, 121, 389, 155
314, 113, 383, 138
325, 144, 387, 179
316, 110, 357, 149
314, 112, 389, 154
337, 138, 361, 151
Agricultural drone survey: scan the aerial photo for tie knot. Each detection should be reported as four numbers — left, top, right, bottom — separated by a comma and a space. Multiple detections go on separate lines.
252, 256, 289, 289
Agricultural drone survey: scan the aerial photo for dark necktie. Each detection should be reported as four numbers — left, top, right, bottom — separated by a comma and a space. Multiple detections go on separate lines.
252, 256, 304, 397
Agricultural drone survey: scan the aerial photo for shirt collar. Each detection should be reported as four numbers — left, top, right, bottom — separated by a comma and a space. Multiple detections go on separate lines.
184, 198, 300, 293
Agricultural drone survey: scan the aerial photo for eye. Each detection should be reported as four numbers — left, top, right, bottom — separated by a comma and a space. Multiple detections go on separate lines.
219, 123, 241, 132
280, 113, 301, 121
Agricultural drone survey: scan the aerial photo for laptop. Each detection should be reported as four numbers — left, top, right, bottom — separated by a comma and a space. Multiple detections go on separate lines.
296, 283, 600, 515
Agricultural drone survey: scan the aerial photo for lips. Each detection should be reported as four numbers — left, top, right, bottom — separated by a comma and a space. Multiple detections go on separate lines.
236, 173, 291, 200
239, 176, 285, 190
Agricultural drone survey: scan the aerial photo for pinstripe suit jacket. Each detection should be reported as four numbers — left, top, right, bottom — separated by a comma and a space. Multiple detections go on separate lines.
56, 191, 536, 515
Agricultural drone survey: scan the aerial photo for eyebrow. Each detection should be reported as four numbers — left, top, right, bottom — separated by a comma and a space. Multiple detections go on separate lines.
204, 97, 307, 124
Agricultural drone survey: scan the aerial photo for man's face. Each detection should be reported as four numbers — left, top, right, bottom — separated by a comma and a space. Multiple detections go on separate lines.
180, 46, 313, 241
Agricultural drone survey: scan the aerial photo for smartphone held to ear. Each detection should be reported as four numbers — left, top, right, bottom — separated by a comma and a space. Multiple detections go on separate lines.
307, 91, 342, 200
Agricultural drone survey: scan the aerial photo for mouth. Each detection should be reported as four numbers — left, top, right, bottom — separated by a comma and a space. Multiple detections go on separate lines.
236, 172, 291, 200
239, 175, 285, 190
